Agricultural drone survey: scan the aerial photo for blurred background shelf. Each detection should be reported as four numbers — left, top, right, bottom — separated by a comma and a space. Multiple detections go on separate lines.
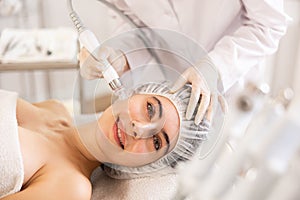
0, 61, 78, 71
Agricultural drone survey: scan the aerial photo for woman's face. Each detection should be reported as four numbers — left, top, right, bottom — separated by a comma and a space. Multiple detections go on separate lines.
98, 94, 180, 167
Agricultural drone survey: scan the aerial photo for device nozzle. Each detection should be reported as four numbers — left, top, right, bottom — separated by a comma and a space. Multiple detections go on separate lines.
109, 79, 122, 91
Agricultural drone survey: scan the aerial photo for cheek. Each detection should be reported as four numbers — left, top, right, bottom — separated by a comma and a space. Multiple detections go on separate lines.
127, 140, 149, 153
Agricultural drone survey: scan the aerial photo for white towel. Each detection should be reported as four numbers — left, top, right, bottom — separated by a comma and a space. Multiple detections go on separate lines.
91, 168, 178, 200
0, 90, 24, 198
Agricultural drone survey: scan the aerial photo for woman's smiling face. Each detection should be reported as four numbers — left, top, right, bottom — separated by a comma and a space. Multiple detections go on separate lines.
98, 94, 180, 166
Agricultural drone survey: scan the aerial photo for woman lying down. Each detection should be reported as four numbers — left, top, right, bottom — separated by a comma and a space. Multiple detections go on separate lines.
0, 82, 219, 200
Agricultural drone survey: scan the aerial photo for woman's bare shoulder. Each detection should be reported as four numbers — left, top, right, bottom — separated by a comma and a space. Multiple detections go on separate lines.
10, 171, 92, 200
45, 171, 92, 200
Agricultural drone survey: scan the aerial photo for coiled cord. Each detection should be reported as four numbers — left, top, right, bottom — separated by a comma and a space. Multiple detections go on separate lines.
67, 0, 86, 33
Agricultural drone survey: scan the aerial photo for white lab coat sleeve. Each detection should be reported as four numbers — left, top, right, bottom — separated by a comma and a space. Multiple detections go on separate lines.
208, 0, 291, 92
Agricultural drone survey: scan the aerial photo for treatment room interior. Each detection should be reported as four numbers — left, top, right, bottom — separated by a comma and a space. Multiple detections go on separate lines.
0, 0, 300, 199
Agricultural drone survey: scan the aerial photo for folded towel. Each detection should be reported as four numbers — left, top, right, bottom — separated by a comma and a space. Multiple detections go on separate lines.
0, 90, 24, 198
91, 167, 177, 200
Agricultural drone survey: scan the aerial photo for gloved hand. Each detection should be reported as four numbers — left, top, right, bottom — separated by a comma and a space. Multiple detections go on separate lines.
170, 57, 218, 125
78, 46, 129, 80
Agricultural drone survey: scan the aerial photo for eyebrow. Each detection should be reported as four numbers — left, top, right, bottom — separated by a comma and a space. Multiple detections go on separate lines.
152, 96, 162, 118
162, 130, 170, 154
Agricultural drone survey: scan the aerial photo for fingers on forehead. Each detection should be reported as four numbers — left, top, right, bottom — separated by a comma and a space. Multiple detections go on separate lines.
205, 94, 216, 122
195, 92, 210, 124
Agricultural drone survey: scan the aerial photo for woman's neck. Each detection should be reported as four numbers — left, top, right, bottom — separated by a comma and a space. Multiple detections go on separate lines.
63, 121, 102, 177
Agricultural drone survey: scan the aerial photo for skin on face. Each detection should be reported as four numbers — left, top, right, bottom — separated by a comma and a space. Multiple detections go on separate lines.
98, 94, 180, 166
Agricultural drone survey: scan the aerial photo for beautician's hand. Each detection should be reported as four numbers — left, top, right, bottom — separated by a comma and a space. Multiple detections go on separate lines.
170, 59, 214, 125
78, 46, 129, 80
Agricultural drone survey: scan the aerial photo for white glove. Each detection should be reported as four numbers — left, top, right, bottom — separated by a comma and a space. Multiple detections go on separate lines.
78, 46, 129, 80
170, 58, 218, 125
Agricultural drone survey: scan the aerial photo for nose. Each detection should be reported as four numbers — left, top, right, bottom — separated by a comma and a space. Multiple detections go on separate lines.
131, 121, 160, 139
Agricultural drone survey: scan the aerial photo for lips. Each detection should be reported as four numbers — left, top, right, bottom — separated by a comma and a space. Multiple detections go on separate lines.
113, 117, 125, 149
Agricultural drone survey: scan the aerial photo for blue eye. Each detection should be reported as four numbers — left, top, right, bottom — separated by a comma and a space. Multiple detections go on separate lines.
147, 102, 155, 119
153, 135, 162, 151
